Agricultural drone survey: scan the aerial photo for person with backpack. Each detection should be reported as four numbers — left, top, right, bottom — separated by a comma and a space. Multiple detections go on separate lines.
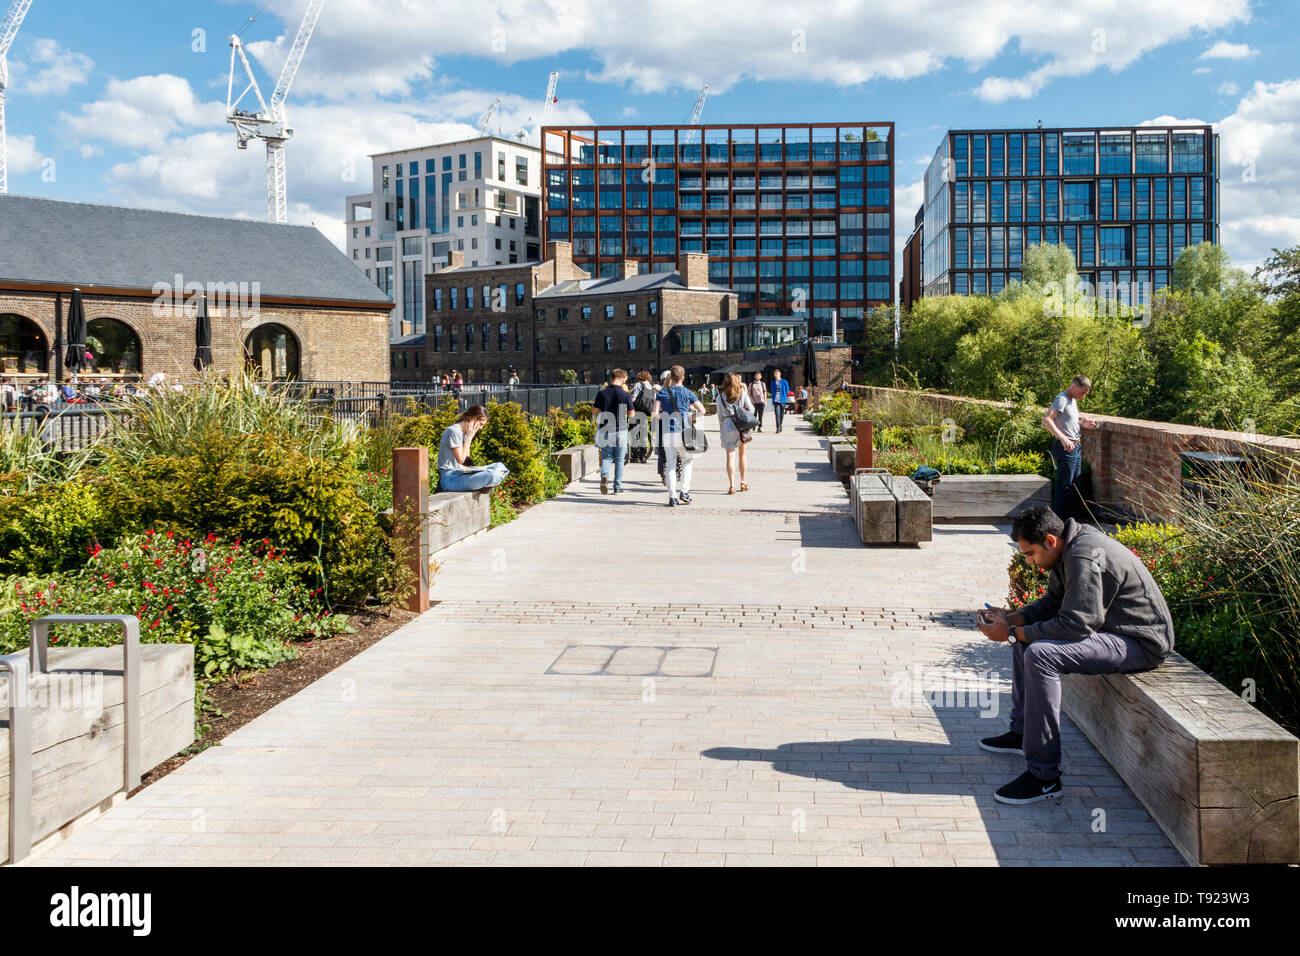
629, 371, 656, 464
716, 373, 756, 494
655, 365, 705, 507
593, 368, 635, 495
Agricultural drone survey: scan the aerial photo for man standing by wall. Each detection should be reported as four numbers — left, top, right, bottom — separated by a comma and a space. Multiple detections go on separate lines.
1043, 374, 1098, 520
769, 369, 791, 433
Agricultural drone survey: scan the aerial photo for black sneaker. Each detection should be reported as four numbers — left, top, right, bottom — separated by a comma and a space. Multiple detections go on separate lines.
678, 493, 692, 504
601, 477, 609, 494
667, 497, 677, 507
995, 770, 1063, 805
979, 731, 1024, 755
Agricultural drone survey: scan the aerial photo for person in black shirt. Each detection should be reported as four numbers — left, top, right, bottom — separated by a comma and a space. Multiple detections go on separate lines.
593, 368, 635, 495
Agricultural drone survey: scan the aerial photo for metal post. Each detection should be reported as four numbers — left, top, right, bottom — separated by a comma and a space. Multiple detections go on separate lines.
856, 419, 874, 472
392, 447, 430, 612
1, 653, 31, 864
53, 292, 64, 385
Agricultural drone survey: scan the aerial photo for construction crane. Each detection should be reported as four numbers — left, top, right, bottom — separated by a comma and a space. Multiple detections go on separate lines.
226, 0, 326, 223
0, 0, 34, 195
684, 83, 709, 124
477, 97, 502, 137
517, 71, 559, 142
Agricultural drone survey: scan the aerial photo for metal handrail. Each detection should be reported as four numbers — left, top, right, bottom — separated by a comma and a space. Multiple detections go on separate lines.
3, 615, 140, 865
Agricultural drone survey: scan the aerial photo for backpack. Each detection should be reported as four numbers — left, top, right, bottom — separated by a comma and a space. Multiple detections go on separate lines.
633, 383, 656, 415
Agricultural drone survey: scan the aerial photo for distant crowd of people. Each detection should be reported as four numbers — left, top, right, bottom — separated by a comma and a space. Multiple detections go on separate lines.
0, 371, 184, 413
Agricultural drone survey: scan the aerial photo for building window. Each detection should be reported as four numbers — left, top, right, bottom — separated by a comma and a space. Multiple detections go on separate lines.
465, 323, 474, 351
649, 300, 658, 317
581, 335, 591, 353
627, 302, 636, 317
648, 333, 658, 350
628, 334, 637, 351
604, 336, 614, 351
604, 305, 615, 319
559, 307, 569, 322
558, 337, 567, 353
515, 283, 525, 306
581, 306, 592, 320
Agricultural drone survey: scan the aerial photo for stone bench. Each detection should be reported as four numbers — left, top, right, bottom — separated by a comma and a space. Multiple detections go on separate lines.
930, 473, 1051, 520
550, 444, 600, 483
426, 488, 491, 554
2, 642, 194, 864
850, 469, 932, 545
1062, 656, 1299, 865
826, 437, 856, 478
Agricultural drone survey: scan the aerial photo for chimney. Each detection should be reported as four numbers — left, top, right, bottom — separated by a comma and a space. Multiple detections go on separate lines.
620, 259, 639, 279
440, 250, 464, 272
678, 252, 708, 290
546, 239, 576, 283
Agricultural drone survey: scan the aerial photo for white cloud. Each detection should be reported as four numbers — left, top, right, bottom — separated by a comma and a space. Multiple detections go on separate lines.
972, 0, 1251, 102
1214, 79, 1300, 270
1193, 67, 1212, 75
5, 134, 44, 176
61, 74, 226, 148
620, 106, 638, 118
10, 38, 95, 95
1218, 81, 1240, 96
231, 0, 1249, 104
1199, 40, 1258, 59
79, 144, 102, 159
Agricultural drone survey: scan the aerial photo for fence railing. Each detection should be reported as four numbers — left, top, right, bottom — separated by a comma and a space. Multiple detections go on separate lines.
2, 386, 601, 451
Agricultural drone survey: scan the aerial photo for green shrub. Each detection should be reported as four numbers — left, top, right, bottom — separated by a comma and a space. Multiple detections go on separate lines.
992, 451, 1049, 475
1006, 550, 1049, 609
0, 482, 108, 576
489, 483, 519, 527
471, 401, 545, 504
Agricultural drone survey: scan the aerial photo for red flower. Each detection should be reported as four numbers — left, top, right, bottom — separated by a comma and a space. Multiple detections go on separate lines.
165, 531, 173, 538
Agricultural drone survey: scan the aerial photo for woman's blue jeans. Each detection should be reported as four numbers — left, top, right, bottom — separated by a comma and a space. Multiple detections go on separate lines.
440, 462, 508, 492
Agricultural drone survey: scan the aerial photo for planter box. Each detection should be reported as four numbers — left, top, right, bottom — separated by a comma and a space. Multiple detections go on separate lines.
427, 488, 491, 554
1063, 654, 1299, 865
1, 644, 194, 864
930, 473, 1050, 520
550, 444, 599, 483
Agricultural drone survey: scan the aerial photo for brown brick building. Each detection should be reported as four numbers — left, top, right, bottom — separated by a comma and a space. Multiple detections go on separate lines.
0, 194, 392, 386
393, 240, 739, 384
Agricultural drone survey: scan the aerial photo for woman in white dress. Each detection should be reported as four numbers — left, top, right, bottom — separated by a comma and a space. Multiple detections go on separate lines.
716, 373, 755, 494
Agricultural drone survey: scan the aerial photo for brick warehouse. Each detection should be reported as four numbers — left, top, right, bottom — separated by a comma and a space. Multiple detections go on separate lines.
392, 240, 738, 384
0, 194, 392, 385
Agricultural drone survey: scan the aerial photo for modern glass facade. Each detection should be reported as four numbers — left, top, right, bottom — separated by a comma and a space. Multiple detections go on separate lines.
542, 123, 893, 338
919, 126, 1219, 304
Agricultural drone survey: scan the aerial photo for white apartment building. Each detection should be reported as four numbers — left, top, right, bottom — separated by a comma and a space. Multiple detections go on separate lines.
345, 136, 543, 340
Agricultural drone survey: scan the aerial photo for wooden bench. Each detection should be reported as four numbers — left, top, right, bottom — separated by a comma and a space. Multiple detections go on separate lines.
2, 617, 194, 864
1062, 656, 1299, 865
826, 436, 856, 478
930, 473, 1051, 520
426, 488, 492, 554
849, 469, 932, 545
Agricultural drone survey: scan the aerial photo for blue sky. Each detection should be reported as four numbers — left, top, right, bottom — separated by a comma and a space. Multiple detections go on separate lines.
4, 0, 1298, 275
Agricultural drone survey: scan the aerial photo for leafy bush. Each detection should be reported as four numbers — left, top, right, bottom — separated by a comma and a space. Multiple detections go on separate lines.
0, 532, 349, 660
489, 483, 519, 526
0, 481, 108, 576
1006, 550, 1048, 609
471, 401, 544, 504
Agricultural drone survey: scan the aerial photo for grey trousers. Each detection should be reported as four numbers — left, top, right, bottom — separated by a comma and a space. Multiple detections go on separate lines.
1009, 632, 1159, 779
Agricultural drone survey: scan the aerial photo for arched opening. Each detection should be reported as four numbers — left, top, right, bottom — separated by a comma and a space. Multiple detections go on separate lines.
243, 323, 301, 381
0, 313, 49, 374
86, 317, 143, 375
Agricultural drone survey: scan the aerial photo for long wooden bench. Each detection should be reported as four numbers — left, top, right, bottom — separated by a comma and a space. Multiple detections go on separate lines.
1062, 656, 1299, 865
826, 436, 856, 478
550, 444, 600, 483
849, 469, 932, 545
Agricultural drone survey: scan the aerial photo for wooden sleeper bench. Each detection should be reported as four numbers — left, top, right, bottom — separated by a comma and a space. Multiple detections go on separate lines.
850, 468, 932, 545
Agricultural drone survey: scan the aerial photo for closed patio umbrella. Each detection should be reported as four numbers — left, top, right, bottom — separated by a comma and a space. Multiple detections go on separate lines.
64, 288, 87, 373
194, 295, 213, 371
803, 336, 819, 388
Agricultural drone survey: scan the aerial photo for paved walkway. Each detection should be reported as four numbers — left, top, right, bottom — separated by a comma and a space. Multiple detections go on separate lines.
28, 415, 1180, 866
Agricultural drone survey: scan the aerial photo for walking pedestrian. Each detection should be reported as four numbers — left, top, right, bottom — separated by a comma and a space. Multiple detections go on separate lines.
749, 372, 767, 432
1042, 374, 1098, 520
0, 377, 16, 413
656, 365, 705, 507
770, 369, 791, 433
593, 368, 635, 494
628, 371, 656, 464
436, 405, 509, 492
716, 373, 755, 494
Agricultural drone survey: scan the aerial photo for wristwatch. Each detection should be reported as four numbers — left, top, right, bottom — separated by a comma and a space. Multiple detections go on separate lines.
1007, 627, 1020, 644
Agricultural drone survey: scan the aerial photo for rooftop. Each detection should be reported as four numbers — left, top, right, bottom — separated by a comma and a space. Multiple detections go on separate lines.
0, 194, 391, 306
536, 272, 733, 297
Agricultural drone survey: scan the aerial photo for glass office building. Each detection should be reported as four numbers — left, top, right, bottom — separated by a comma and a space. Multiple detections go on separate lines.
919, 125, 1218, 304
541, 123, 894, 338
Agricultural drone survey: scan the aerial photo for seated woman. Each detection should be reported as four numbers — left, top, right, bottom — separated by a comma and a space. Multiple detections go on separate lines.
437, 405, 509, 492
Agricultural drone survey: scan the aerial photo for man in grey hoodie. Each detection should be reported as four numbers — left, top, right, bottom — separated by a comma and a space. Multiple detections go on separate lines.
976, 506, 1175, 805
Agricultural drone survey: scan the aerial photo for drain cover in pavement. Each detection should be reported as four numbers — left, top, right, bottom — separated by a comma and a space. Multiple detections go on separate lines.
546, 645, 718, 677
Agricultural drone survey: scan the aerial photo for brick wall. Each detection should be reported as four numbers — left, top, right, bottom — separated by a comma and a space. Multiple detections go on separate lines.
0, 291, 390, 384
841, 384, 1300, 518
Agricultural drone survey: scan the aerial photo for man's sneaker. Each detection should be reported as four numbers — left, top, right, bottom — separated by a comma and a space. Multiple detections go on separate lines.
678, 493, 693, 504
601, 477, 609, 494
979, 731, 1024, 755
667, 497, 677, 507
994, 770, 1063, 805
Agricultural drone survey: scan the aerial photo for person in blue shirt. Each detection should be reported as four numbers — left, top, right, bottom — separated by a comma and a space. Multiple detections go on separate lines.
655, 365, 705, 507
769, 369, 791, 433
